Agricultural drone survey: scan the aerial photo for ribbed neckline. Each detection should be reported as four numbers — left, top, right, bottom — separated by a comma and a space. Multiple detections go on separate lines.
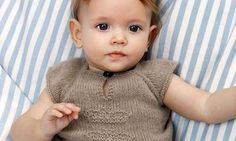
80, 60, 137, 79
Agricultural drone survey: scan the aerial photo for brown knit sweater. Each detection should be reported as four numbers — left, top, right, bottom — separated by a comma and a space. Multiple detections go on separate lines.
46, 58, 177, 141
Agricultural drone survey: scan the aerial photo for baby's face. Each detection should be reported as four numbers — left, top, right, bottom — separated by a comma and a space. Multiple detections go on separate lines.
73, 0, 156, 72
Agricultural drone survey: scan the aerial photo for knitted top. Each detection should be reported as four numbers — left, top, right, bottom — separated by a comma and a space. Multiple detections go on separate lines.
46, 58, 177, 141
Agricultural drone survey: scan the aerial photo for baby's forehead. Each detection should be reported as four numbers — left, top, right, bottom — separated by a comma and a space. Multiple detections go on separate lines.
79, 0, 152, 11
79, 0, 152, 17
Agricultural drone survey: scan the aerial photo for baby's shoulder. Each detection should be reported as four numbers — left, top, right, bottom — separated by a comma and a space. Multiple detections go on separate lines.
49, 58, 86, 73
46, 58, 86, 83
137, 59, 178, 72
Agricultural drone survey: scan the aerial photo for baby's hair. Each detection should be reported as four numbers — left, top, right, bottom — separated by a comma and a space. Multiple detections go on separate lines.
71, 0, 161, 28
71, 0, 88, 21
71, 0, 161, 53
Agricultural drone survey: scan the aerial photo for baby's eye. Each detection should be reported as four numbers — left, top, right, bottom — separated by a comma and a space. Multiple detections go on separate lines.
96, 23, 110, 31
129, 25, 141, 32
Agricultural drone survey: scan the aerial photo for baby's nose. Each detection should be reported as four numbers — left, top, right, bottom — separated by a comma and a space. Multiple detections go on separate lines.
111, 31, 128, 46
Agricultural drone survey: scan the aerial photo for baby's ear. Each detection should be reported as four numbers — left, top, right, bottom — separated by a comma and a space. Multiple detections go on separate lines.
148, 25, 159, 47
69, 19, 83, 48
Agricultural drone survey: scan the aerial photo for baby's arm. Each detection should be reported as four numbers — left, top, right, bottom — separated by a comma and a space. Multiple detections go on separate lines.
164, 75, 236, 123
10, 89, 80, 141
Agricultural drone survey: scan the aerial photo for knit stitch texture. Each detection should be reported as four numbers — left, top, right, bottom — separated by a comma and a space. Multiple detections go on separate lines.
46, 58, 177, 141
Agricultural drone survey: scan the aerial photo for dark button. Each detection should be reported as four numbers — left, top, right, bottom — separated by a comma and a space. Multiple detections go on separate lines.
103, 71, 114, 77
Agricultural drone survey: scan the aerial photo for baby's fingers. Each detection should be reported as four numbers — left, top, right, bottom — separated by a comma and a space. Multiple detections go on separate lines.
47, 104, 72, 118
50, 109, 64, 118
65, 103, 80, 112
65, 103, 81, 119
52, 103, 72, 114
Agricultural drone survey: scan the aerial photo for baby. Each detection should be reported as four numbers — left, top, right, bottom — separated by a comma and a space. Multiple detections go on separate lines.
11, 0, 236, 141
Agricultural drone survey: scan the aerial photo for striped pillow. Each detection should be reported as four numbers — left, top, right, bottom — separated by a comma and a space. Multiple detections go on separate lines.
152, 0, 236, 140
0, 66, 32, 140
0, 0, 81, 140
1, 0, 235, 141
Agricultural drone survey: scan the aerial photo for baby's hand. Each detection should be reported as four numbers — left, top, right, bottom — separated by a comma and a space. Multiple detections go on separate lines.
40, 103, 80, 139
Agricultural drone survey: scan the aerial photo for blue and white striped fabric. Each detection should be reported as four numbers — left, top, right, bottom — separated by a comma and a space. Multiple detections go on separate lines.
153, 0, 236, 140
0, 0, 235, 141
0, 66, 31, 140
0, 0, 82, 140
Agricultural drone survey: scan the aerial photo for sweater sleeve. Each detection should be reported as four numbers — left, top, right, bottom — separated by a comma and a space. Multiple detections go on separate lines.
46, 65, 63, 103
157, 60, 178, 104
46, 58, 85, 103
138, 59, 178, 105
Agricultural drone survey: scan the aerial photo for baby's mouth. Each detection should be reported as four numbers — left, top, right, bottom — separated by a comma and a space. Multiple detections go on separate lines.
108, 51, 126, 59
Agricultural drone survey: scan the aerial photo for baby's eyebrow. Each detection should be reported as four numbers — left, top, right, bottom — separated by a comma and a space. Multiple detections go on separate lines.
128, 19, 148, 25
90, 16, 110, 22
